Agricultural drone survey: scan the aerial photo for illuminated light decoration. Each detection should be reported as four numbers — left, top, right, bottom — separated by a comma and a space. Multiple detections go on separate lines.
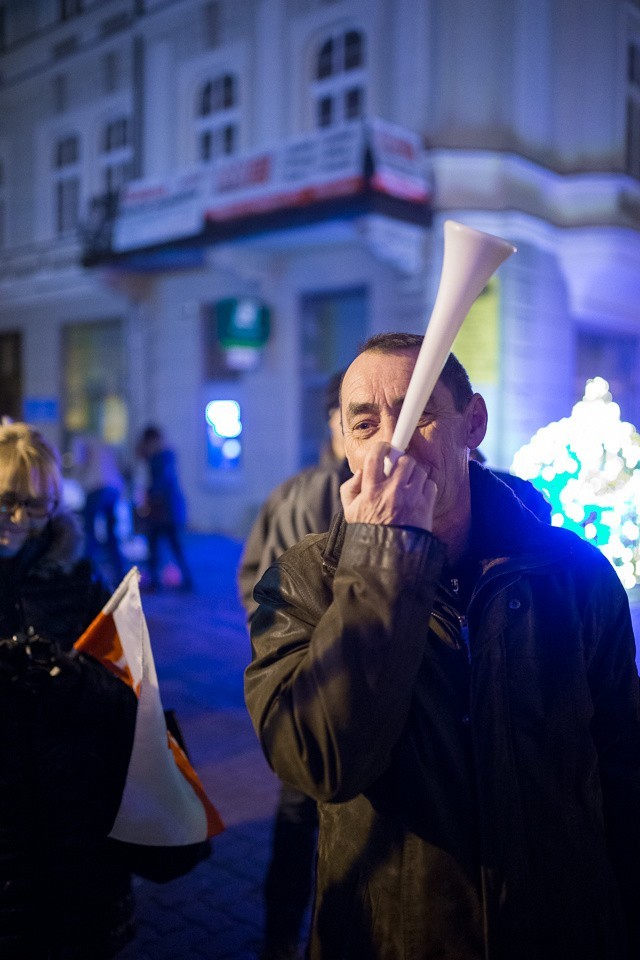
221, 438, 241, 460
511, 377, 640, 589
205, 400, 242, 438
205, 400, 242, 470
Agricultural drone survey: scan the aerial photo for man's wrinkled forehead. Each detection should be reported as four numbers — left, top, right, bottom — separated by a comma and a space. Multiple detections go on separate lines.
342, 347, 417, 391
340, 347, 426, 409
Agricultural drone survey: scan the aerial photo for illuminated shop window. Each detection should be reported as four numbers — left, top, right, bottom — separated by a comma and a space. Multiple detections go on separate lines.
205, 400, 242, 470
311, 28, 367, 129
62, 318, 128, 448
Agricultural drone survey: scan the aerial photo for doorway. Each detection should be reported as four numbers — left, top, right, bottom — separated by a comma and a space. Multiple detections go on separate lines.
299, 286, 368, 468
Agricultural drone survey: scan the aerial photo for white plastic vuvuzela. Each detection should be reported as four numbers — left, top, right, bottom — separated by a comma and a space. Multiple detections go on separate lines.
383, 220, 517, 476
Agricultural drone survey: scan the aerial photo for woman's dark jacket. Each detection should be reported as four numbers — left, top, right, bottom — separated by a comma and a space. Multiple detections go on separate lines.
245, 462, 640, 960
0, 513, 110, 648
0, 513, 137, 959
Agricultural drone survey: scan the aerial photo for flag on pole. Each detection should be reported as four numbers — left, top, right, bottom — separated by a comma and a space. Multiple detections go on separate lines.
74, 567, 224, 846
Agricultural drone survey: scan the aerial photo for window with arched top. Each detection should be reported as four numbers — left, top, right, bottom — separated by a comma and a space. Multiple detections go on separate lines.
311, 28, 366, 129
195, 73, 240, 162
100, 116, 134, 194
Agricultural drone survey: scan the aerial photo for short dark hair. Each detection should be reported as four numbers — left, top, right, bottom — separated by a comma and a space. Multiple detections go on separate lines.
357, 332, 474, 412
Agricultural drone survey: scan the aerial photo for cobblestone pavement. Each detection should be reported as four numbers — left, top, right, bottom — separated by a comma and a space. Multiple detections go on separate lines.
117, 533, 281, 960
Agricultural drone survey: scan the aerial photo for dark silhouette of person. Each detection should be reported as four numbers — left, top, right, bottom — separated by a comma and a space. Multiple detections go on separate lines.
135, 425, 193, 592
239, 372, 350, 960
0, 421, 137, 958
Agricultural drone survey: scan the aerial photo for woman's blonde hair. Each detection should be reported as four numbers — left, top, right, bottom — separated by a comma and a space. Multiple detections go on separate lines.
0, 422, 63, 508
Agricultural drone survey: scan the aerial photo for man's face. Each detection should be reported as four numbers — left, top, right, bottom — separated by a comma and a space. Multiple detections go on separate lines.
341, 348, 486, 528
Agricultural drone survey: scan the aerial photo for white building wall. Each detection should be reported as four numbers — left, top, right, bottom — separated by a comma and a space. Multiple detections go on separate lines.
0, 0, 639, 536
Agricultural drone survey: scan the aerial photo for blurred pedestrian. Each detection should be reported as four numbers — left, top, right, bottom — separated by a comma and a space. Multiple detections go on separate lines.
238, 371, 350, 960
135, 424, 194, 591
73, 433, 126, 584
0, 421, 137, 959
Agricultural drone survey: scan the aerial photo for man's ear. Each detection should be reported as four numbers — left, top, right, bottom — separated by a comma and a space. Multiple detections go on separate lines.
465, 394, 488, 450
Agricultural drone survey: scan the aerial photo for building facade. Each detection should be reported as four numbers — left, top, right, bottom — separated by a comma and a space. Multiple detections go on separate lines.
1, 0, 639, 535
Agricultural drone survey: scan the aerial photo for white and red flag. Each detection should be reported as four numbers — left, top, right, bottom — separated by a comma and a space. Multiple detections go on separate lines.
74, 567, 224, 845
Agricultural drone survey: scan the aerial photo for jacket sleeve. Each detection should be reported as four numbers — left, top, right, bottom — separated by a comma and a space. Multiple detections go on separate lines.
244, 522, 446, 802
585, 554, 640, 954
237, 499, 273, 618
237, 469, 341, 620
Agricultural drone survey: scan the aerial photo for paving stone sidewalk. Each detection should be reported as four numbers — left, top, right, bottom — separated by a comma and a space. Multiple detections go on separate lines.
117, 533, 281, 960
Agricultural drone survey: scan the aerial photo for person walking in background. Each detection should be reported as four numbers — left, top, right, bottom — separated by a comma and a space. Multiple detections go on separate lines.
73, 432, 126, 585
238, 371, 350, 960
245, 333, 640, 960
0, 421, 137, 959
135, 424, 194, 592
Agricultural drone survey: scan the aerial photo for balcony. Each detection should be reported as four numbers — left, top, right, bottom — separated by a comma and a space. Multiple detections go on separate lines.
81, 118, 432, 268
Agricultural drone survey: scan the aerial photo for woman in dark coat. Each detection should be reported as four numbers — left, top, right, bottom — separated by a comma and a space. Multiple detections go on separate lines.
0, 422, 137, 959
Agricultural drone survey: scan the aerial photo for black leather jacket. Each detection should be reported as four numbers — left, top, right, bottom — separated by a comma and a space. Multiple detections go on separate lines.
245, 463, 640, 960
0, 512, 137, 958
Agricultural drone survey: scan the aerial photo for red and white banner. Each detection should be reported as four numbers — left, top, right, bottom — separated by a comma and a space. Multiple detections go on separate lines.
74, 568, 224, 846
111, 118, 431, 252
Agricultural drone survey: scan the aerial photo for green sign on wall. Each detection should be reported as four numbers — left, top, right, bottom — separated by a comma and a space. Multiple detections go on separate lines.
216, 298, 271, 349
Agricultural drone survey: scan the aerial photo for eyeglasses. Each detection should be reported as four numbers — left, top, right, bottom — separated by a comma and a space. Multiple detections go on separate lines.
0, 494, 58, 519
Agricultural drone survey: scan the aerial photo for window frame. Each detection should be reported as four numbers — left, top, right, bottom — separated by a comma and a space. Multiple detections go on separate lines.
194, 72, 240, 164
310, 27, 367, 130
99, 116, 134, 195
51, 133, 81, 235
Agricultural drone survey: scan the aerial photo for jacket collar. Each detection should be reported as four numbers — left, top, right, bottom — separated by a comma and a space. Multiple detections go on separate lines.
10, 512, 84, 577
322, 459, 571, 575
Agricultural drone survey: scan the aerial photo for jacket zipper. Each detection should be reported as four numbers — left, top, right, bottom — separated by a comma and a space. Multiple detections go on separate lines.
450, 577, 471, 664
